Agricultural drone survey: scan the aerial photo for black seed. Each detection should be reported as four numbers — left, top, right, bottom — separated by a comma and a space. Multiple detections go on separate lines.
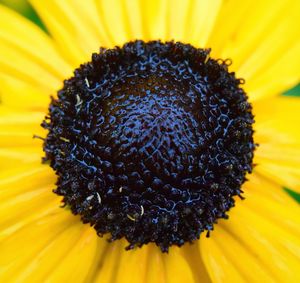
42, 40, 255, 252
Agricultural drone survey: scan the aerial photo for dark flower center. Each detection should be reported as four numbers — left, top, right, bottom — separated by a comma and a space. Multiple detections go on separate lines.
42, 40, 255, 252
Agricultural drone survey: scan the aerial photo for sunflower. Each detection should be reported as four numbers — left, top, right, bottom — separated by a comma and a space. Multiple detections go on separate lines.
1, 0, 300, 282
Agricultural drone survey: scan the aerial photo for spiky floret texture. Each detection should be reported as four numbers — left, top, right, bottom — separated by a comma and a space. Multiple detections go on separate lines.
42, 40, 255, 252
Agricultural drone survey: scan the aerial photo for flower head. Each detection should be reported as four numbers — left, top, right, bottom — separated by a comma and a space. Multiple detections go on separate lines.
0, 1, 300, 282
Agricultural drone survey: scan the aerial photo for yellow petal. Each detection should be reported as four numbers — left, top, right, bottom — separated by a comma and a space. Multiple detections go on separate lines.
254, 96, 300, 192
93, 240, 123, 283
244, 174, 300, 237
199, 236, 245, 283
0, 110, 45, 147
254, 96, 300, 144
0, 198, 59, 243
208, 0, 300, 101
0, 162, 54, 197
244, 173, 300, 207
201, 226, 275, 283
0, 147, 42, 170
122, 0, 146, 40
255, 163, 300, 193
30, 0, 112, 66
0, 4, 71, 95
0, 74, 50, 112
181, 243, 211, 283
0, 158, 103, 282
145, 245, 166, 283
216, 196, 300, 282
207, 0, 252, 57
44, 227, 99, 283
167, 0, 191, 42
95, 0, 131, 46
94, 242, 165, 283
183, 0, 222, 47
0, 162, 57, 237
4, 221, 84, 283
200, 173, 300, 282
244, 42, 300, 101
139, 0, 169, 41
0, 185, 56, 232
139, 0, 222, 44
0, 210, 77, 281
162, 247, 195, 283
114, 241, 149, 283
